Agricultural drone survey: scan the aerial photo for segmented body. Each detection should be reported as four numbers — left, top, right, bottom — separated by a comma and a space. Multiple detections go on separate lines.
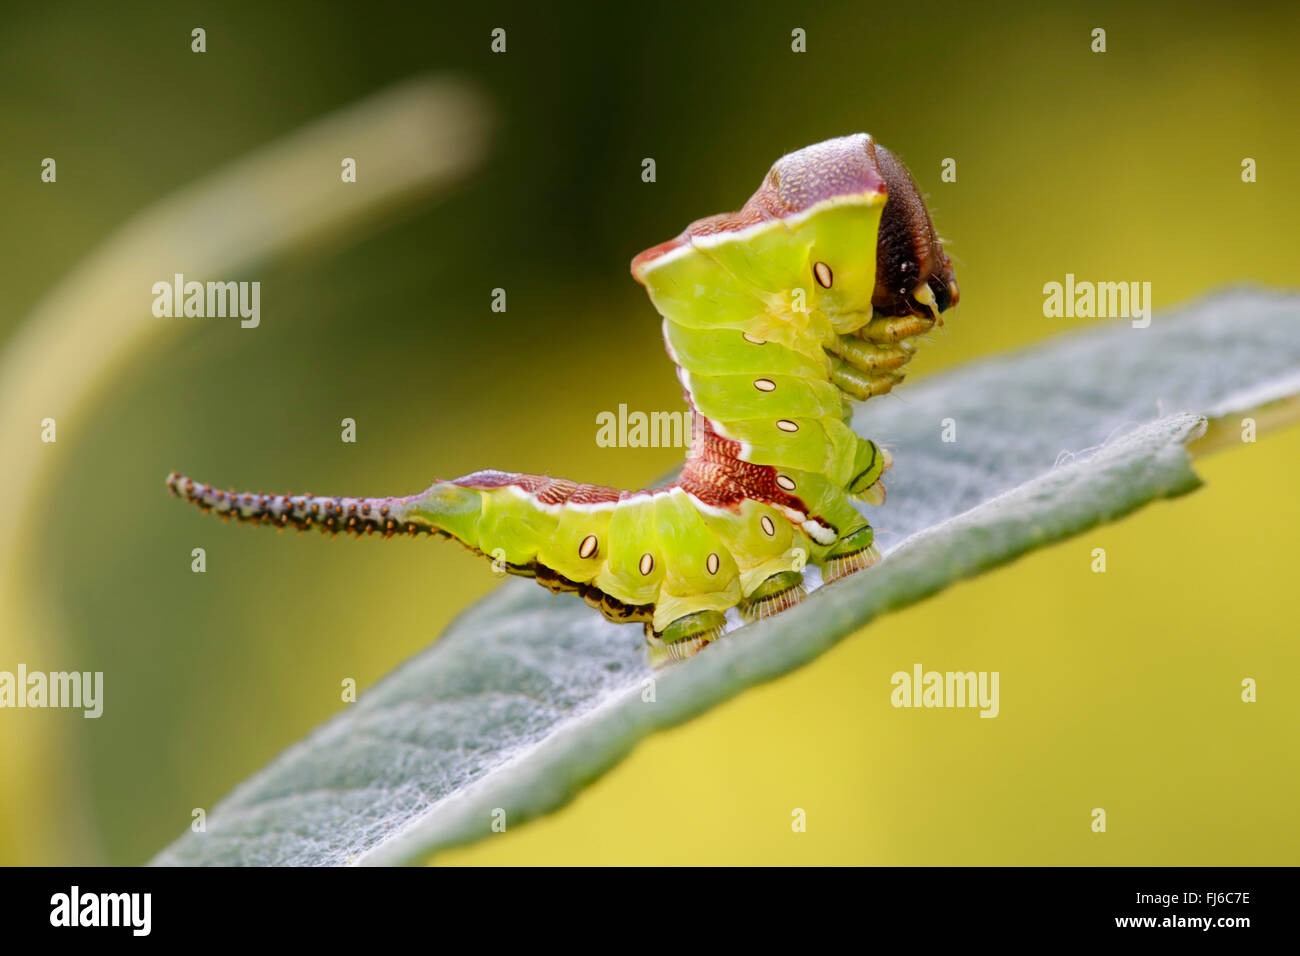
168, 134, 958, 664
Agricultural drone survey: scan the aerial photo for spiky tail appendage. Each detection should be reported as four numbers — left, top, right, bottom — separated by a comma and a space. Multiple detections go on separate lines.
165, 472, 452, 540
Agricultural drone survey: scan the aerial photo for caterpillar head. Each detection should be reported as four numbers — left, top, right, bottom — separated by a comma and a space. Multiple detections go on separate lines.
631, 133, 958, 321
864, 141, 959, 319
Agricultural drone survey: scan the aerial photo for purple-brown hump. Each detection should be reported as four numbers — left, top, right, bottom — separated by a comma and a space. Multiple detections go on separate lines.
631, 134, 888, 280
630, 134, 959, 319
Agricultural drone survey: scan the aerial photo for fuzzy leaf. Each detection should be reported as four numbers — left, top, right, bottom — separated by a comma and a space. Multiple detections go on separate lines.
152, 288, 1300, 866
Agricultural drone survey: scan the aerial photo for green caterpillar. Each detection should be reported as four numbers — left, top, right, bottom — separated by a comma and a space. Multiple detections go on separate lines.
168, 134, 958, 665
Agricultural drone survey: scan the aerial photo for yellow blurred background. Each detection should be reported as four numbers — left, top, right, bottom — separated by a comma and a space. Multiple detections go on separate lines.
1, 0, 1296, 865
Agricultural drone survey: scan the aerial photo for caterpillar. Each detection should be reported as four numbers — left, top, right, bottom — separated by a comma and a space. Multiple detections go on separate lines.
168, 134, 958, 666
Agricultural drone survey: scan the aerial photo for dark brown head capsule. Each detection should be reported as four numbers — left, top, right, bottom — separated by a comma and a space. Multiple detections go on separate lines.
869, 142, 959, 318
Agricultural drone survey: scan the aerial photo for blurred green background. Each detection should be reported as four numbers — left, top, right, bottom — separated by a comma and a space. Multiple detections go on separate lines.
1, 0, 1297, 865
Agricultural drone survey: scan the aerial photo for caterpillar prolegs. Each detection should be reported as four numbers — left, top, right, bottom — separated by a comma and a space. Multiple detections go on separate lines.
168, 134, 958, 666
